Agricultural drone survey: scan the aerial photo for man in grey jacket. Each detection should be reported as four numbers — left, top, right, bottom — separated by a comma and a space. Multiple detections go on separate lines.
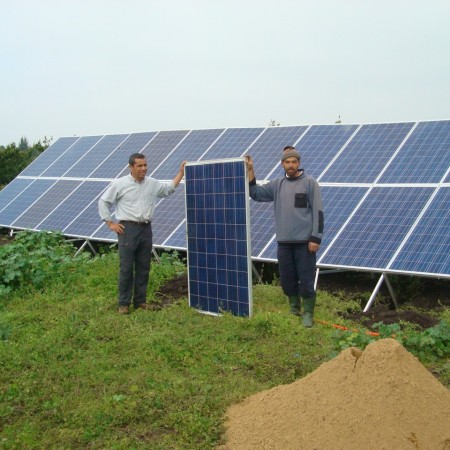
99, 153, 186, 315
246, 146, 324, 326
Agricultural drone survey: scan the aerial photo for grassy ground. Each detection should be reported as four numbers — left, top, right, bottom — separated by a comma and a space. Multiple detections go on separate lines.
0, 251, 448, 449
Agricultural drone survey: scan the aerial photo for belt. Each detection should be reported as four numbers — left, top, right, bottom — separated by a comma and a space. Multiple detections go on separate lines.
120, 220, 150, 226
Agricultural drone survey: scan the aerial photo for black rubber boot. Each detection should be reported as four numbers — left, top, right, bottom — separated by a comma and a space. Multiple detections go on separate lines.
302, 295, 316, 327
288, 295, 301, 316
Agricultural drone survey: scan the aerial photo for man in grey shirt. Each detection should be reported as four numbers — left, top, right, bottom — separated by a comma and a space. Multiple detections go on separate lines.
246, 146, 324, 327
99, 153, 186, 314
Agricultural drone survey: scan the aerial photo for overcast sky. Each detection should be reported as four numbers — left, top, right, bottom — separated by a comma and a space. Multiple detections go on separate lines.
1, 0, 449, 146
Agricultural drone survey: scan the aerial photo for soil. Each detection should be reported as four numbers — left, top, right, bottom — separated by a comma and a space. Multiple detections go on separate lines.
219, 339, 450, 450
155, 272, 448, 331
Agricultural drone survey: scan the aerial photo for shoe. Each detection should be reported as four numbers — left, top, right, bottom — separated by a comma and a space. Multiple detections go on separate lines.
136, 303, 160, 311
118, 306, 130, 315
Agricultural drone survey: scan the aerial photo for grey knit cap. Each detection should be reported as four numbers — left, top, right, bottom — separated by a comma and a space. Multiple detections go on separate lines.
281, 149, 301, 162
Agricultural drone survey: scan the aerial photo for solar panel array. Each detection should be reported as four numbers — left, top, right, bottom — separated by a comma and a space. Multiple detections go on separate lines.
0, 120, 449, 280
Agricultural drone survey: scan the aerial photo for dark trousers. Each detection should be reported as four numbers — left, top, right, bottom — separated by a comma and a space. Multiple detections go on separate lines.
277, 243, 316, 298
117, 223, 153, 307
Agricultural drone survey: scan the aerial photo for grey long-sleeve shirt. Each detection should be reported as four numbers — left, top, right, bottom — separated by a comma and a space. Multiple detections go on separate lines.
249, 170, 324, 244
98, 175, 176, 223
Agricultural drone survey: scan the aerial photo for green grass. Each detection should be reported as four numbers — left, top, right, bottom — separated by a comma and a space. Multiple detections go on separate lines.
0, 251, 448, 449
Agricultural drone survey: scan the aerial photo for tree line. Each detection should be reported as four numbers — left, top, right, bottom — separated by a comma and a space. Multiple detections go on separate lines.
0, 137, 51, 188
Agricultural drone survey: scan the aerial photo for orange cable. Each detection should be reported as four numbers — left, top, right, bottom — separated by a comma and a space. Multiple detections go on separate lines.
315, 318, 380, 337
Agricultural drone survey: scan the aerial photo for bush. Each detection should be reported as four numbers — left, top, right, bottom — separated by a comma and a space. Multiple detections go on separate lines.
0, 230, 85, 296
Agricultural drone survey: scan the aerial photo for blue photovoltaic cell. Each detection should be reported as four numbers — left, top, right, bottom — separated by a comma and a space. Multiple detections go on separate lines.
151, 129, 225, 180
259, 238, 277, 261
0, 179, 56, 227
201, 128, 264, 161
0, 178, 34, 212
63, 198, 106, 238
245, 126, 308, 179
379, 121, 450, 183
391, 188, 450, 275
39, 181, 109, 232
91, 219, 117, 241
320, 187, 434, 270
117, 130, 190, 178
63, 134, 129, 178
162, 222, 187, 249
40, 136, 103, 177
320, 122, 414, 183
317, 186, 369, 259
271, 124, 359, 179
19, 137, 80, 176
89, 132, 158, 179
249, 201, 275, 257
185, 159, 252, 317
12, 180, 82, 229
152, 185, 186, 246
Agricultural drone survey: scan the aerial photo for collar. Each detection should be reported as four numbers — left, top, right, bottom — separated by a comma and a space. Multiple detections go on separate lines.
285, 169, 304, 179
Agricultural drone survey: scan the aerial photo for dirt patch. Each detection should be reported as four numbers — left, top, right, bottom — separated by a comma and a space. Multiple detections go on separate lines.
219, 339, 450, 450
340, 303, 440, 329
154, 273, 189, 307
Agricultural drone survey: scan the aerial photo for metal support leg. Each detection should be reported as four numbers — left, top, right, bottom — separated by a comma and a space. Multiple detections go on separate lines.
74, 239, 96, 256
384, 274, 398, 309
252, 263, 262, 284
363, 272, 398, 312
74, 240, 89, 257
152, 248, 160, 263
314, 267, 320, 291
363, 273, 385, 312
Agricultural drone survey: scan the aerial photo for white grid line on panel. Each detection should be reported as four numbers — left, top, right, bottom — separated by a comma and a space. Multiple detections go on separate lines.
316, 124, 363, 181
372, 122, 419, 184
83, 134, 131, 178
34, 137, 81, 177
10, 180, 58, 228
149, 130, 192, 177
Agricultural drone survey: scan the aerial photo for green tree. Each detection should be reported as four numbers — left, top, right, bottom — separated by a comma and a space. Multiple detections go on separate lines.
18, 137, 29, 151
0, 137, 51, 186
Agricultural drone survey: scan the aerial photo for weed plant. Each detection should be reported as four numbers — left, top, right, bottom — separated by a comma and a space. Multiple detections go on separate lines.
0, 242, 448, 449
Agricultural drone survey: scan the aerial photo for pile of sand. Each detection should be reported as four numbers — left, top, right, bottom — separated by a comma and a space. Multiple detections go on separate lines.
221, 339, 450, 450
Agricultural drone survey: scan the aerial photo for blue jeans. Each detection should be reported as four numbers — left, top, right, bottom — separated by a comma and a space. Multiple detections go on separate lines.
277, 243, 316, 298
117, 222, 153, 307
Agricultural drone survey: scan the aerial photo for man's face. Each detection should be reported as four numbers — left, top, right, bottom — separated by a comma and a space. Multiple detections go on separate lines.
129, 158, 148, 181
282, 157, 300, 177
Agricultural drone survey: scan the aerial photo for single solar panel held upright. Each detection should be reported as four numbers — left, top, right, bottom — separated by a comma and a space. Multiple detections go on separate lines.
184, 158, 253, 317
